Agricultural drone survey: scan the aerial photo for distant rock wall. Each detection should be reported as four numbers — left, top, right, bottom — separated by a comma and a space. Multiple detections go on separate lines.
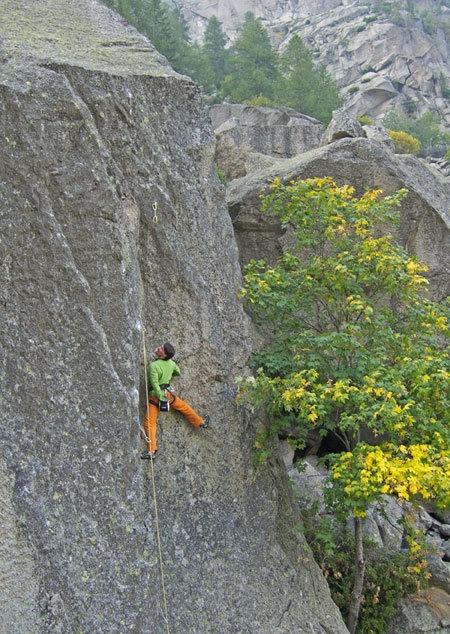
0, 1, 348, 633
172, 0, 450, 130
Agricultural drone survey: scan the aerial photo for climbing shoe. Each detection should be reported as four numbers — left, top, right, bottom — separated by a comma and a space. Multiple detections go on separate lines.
199, 415, 210, 429
141, 451, 157, 460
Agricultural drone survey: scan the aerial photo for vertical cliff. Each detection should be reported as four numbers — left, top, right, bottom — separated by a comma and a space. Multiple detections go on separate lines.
0, 1, 348, 632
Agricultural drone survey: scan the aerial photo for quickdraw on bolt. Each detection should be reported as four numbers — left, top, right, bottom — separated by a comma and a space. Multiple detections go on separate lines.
152, 201, 158, 223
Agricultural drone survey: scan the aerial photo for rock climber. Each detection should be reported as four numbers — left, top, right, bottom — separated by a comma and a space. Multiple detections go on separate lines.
141, 342, 209, 459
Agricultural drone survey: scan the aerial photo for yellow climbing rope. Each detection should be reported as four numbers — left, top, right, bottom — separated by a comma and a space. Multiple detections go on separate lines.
142, 328, 171, 634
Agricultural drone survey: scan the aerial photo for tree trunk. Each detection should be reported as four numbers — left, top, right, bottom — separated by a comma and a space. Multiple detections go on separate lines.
347, 515, 365, 634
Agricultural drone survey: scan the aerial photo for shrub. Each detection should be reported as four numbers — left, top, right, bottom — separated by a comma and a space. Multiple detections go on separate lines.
357, 115, 374, 125
384, 110, 448, 157
246, 94, 273, 107
301, 509, 429, 634
387, 129, 421, 154
214, 163, 227, 184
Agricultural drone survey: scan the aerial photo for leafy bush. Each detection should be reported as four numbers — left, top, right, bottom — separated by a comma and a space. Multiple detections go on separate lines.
383, 110, 449, 157
387, 129, 421, 154
301, 509, 429, 634
246, 94, 273, 107
238, 176, 450, 631
357, 115, 374, 125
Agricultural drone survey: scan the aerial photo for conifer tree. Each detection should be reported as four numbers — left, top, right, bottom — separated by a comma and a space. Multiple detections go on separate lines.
203, 15, 229, 91
137, 0, 186, 69
183, 42, 215, 94
221, 12, 279, 103
276, 35, 342, 124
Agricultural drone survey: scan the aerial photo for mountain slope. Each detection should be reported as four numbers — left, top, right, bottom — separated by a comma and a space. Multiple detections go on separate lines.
171, 0, 450, 129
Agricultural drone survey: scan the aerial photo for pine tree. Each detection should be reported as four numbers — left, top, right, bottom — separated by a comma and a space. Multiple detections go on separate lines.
276, 35, 341, 125
183, 43, 215, 93
203, 15, 229, 91
142, 0, 182, 65
101, 0, 132, 19
222, 12, 279, 103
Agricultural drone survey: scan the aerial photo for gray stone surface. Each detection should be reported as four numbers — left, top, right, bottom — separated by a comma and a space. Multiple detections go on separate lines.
322, 108, 366, 144
211, 104, 324, 154
387, 587, 450, 633
210, 104, 324, 181
0, 1, 349, 632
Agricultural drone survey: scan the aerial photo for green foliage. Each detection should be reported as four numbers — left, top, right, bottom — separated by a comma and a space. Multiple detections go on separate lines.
421, 9, 437, 35
274, 35, 342, 125
301, 509, 429, 633
182, 42, 215, 93
221, 12, 279, 103
383, 110, 449, 157
357, 115, 374, 125
204, 13, 341, 123
215, 163, 227, 184
246, 94, 273, 107
238, 176, 450, 514
387, 129, 421, 154
102, 0, 133, 20
372, 0, 408, 24
203, 16, 230, 90
439, 72, 450, 99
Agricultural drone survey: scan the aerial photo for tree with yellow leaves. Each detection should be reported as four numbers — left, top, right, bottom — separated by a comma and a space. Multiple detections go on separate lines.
238, 177, 450, 633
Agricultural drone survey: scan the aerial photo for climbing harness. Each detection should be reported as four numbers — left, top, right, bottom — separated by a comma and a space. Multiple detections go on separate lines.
142, 328, 171, 634
152, 201, 158, 224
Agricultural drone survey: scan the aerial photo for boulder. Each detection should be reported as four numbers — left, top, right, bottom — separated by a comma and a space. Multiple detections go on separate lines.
210, 103, 324, 180
322, 108, 366, 144
387, 587, 450, 633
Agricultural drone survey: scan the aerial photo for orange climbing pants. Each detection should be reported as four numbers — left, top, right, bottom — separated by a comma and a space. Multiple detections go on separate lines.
143, 392, 203, 453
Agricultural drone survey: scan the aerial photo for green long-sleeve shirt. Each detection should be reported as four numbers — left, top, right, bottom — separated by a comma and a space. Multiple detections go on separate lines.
148, 358, 181, 400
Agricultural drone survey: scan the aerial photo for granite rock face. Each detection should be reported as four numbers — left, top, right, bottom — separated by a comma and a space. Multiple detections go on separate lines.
210, 103, 324, 180
0, 1, 348, 633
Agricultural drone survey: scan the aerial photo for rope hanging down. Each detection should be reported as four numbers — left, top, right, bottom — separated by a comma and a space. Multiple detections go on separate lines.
142, 328, 171, 634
